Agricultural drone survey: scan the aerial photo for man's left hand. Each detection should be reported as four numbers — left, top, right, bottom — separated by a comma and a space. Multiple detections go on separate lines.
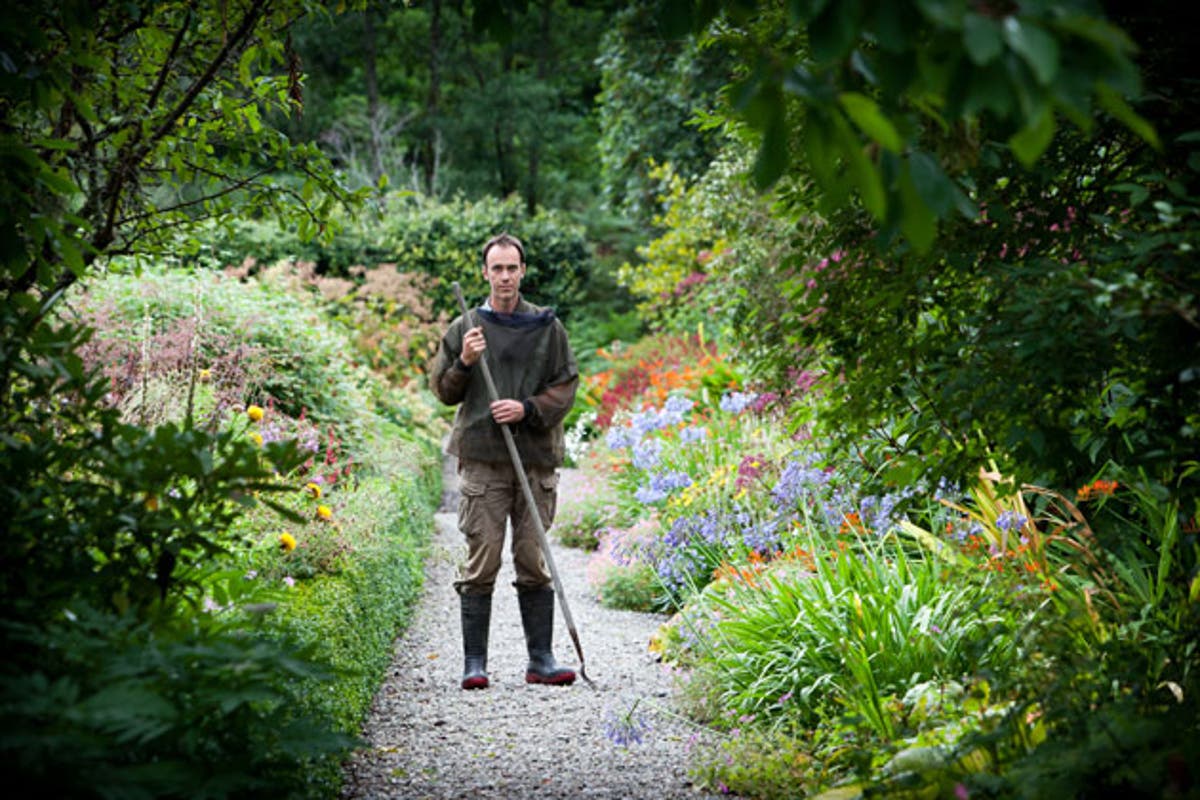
489, 399, 525, 424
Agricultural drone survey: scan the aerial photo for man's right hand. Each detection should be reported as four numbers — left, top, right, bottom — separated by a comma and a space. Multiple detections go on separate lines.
460, 326, 486, 366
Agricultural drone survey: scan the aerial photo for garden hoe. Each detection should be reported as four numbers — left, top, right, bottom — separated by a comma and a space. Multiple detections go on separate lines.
453, 282, 596, 688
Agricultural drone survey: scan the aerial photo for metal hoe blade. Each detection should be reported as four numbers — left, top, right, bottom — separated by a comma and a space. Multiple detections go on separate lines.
452, 282, 595, 687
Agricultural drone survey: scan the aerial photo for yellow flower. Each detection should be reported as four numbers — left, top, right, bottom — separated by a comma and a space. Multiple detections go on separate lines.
316, 505, 333, 521
279, 532, 297, 552
249, 431, 264, 447
247, 404, 265, 422
303, 482, 322, 499
144, 495, 159, 511
198, 368, 212, 382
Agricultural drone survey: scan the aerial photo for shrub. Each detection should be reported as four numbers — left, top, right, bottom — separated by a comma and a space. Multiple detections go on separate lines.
586, 517, 666, 612
0, 604, 354, 799
203, 194, 594, 324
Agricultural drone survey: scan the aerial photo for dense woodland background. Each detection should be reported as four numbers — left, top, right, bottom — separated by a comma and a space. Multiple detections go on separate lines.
2, 1, 1198, 797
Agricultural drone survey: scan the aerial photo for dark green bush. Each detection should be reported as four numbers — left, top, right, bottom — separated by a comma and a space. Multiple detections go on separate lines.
203, 194, 593, 322
0, 605, 354, 800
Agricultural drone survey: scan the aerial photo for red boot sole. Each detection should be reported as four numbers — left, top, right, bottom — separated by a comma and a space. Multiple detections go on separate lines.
525, 672, 576, 686
461, 676, 489, 690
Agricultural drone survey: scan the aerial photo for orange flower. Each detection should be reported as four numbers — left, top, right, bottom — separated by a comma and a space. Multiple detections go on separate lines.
1077, 479, 1119, 501
839, 512, 868, 536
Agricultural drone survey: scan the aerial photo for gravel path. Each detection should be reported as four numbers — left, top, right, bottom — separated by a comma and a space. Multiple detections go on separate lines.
340, 461, 722, 800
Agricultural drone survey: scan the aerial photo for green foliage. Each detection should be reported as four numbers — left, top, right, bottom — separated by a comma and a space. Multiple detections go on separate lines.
380, 195, 592, 320
614, 136, 820, 354
593, 559, 661, 613
595, 2, 735, 222
203, 194, 593, 323
689, 725, 821, 799
683, 542, 1019, 735
756, 126, 1200, 503
0, 0, 361, 300
291, 1, 611, 211
0, 2, 443, 796
0, 604, 354, 799
74, 265, 440, 454
665, 0, 1150, 249
267, 486, 430, 732
0, 303, 307, 627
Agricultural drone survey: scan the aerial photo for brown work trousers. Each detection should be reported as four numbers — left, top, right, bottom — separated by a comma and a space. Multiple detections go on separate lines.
453, 458, 558, 596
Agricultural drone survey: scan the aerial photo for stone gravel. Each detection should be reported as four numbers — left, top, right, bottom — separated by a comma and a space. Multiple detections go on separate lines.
339, 463, 724, 800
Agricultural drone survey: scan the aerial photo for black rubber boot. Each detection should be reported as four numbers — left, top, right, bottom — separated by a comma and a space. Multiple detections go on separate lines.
460, 593, 491, 690
518, 587, 576, 685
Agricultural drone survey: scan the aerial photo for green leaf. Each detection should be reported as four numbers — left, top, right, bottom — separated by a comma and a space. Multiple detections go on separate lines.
844, 139, 887, 219
838, 92, 903, 152
962, 13, 1003, 65
753, 104, 790, 189
907, 151, 957, 216
899, 164, 937, 251
1096, 84, 1160, 149
1002, 17, 1060, 85
1008, 105, 1056, 167
914, 0, 964, 28
809, 0, 861, 63
868, 0, 920, 54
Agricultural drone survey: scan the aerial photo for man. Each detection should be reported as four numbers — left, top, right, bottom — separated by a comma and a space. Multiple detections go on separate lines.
429, 232, 579, 690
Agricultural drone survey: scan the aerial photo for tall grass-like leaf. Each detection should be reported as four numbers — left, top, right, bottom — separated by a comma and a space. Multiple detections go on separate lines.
695, 534, 1018, 730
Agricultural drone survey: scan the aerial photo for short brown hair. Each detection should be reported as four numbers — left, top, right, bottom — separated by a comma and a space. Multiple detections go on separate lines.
481, 232, 526, 266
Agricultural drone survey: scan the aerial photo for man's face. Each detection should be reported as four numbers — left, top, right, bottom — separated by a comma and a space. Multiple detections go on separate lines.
483, 244, 525, 305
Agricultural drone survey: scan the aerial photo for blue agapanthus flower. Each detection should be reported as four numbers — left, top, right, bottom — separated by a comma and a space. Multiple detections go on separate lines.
719, 391, 758, 414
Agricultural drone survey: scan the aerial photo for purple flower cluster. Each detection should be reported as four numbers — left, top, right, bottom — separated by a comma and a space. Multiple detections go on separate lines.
771, 454, 833, 510
995, 510, 1028, 532
741, 515, 781, 554
635, 470, 692, 505
650, 511, 731, 591
770, 453, 913, 535
719, 391, 758, 414
606, 395, 697, 453
632, 438, 663, 470
602, 703, 652, 747
605, 426, 637, 450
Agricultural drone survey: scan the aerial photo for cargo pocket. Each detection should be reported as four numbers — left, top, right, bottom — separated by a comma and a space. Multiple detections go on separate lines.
457, 480, 488, 538
537, 471, 560, 527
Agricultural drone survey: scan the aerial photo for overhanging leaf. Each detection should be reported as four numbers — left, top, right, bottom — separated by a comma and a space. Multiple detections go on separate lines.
1008, 105, 1056, 167
962, 13, 1003, 65
899, 164, 937, 251
1096, 84, 1161, 149
753, 103, 790, 189
1002, 17, 1060, 85
839, 92, 903, 152
809, 0, 862, 63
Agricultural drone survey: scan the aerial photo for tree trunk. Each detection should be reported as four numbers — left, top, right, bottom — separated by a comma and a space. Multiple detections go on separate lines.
525, 0, 551, 215
423, 0, 442, 195
363, 7, 384, 185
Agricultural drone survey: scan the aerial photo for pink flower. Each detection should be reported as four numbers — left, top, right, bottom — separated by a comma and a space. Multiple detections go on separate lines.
955, 783, 970, 800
